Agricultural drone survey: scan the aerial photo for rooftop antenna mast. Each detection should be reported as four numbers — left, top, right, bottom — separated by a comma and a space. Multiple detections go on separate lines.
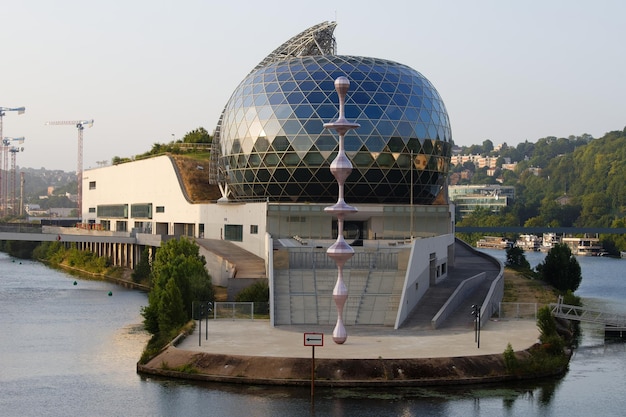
0, 106, 25, 216
46, 119, 94, 219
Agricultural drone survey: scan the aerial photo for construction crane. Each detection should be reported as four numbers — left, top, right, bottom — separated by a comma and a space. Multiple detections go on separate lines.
1, 136, 25, 217
46, 119, 94, 220
0, 106, 25, 216
9, 145, 24, 216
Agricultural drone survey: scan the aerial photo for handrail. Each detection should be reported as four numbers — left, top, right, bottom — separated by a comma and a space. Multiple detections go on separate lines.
550, 300, 626, 327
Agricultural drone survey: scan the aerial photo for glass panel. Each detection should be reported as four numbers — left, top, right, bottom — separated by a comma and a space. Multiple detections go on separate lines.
273, 105, 292, 119
273, 169, 290, 182
294, 104, 315, 119
315, 104, 337, 120
253, 137, 270, 152
376, 153, 394, 168
352, 151, 374, 166
264, 153, 279, 166
364, 135, 384, 152
292, 134, 313, 152
256, 169, 270, 182
315, 134, 337, 151
363, 105, 383, 119
388, 137, 405, 152
303, 152, 324, 165
272, 136, 290, 151
286, 91, 305, 104
248, 153, 261, 167
283, 152, 300, 167
376, 121, 394, 136
306, 92, 326, 104
282, 119, 302, 135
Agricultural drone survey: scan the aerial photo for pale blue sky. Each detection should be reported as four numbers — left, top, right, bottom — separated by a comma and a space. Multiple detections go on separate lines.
2, 0, 625, 171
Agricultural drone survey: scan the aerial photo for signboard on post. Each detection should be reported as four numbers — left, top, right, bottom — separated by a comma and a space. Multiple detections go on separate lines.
303, 332, 324, 402
304, 332, 324, 347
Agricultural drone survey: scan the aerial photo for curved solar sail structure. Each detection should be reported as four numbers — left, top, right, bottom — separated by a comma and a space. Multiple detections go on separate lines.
209, 22, 337, 186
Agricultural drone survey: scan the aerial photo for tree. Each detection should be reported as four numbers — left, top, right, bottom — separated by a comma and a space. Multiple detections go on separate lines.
131, 247, 152, 283
536, 244, 582, 292
482, 139, 494, 154
236, 280, 270, 303
141, 237, 214, 336
182, 127, 211, 144
236, 280, 270, 315
158, 278, 187, 335
505, 246, 530, 270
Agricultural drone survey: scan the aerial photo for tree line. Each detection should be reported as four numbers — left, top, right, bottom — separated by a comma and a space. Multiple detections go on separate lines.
455, 127, 626, 252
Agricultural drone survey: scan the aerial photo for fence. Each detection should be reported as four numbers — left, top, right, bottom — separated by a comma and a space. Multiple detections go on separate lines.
498, 302, 538, 320
202, 301, 270, 320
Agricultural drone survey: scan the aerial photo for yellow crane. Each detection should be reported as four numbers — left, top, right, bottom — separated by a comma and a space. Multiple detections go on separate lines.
46, 119, 94, 220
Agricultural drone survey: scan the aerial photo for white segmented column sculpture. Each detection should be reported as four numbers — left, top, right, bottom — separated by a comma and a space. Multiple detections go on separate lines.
323, 76, 360, 344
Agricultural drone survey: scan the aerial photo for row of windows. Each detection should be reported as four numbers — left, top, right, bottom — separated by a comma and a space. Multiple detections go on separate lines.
92, 204, 165, 218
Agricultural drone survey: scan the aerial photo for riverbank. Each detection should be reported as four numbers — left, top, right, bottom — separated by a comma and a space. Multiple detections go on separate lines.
41, 259, 150, 291
137, 267, 573, 387
137, 318, 570, 387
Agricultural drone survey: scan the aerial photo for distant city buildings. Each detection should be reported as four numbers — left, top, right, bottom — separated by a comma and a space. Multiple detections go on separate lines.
448, 184, 515, 219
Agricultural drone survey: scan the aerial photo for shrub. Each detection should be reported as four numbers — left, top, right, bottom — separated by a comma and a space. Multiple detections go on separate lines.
537, 305, 558, 342
503, 343, 518, 373
536, 243, 582, 292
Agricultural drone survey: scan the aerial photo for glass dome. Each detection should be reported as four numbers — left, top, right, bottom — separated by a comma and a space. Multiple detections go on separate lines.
219, 55, 452, 204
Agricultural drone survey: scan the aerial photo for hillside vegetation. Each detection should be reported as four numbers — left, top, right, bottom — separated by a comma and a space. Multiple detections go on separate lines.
456, 127, 626, 251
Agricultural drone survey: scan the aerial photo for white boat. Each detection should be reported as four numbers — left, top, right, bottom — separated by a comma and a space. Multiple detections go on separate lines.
516, 234, 541, 251
476, 236, 514, 250
540, 233, 561, 252
562, 236, 605, 256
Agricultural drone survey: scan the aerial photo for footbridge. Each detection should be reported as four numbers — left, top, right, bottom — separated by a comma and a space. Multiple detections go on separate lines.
550, 298, 626, 330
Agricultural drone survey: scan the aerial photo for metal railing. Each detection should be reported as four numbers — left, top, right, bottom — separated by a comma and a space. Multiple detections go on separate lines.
499, 302, 538, 320
550, 298, 626, 327
211, 302, 270, 320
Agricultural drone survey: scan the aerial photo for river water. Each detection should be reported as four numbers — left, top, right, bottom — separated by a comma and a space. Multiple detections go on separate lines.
0, 250, 625, 416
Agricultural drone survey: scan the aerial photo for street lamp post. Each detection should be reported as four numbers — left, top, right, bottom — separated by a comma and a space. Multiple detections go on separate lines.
472, 304, 481, 348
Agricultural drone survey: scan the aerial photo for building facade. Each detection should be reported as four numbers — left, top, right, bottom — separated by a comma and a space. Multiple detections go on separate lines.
81, 22, 457, 328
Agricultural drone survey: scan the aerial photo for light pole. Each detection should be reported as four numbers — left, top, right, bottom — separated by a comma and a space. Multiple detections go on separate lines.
472, 304, 481, 348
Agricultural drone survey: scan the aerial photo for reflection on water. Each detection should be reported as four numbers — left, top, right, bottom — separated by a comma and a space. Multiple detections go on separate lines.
1, 251, 626, 416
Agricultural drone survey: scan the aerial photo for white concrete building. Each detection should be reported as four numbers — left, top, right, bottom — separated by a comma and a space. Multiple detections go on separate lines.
82, 155, 456, 329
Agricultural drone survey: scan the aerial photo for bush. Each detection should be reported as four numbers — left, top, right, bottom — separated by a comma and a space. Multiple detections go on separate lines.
132, 248, 152, 284
537, 305, 558, 342
235, 280, 269, 303
505, 246, 531, 270
536, 244, 582, 292
142, 238, 214, 337
504, 343, 518, 373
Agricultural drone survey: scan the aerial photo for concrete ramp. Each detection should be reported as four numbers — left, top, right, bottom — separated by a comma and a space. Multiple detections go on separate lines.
195, 239, 266, 280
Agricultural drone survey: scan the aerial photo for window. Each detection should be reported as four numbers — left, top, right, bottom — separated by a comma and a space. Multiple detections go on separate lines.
224, 224, 243, 242
156, 206, 165, 213
97, 204, 128, 218
116, 221, 127, 232
88, 207, 96, 213
89, 181, 96, 190
250, 225, 258, 234
131, 203, 152, 219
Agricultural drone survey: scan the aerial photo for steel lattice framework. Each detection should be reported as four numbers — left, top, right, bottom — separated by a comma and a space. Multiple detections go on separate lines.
209, 22, 337, 187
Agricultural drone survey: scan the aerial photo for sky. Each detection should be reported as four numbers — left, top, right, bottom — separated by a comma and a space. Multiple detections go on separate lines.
2, 0, 625, 172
